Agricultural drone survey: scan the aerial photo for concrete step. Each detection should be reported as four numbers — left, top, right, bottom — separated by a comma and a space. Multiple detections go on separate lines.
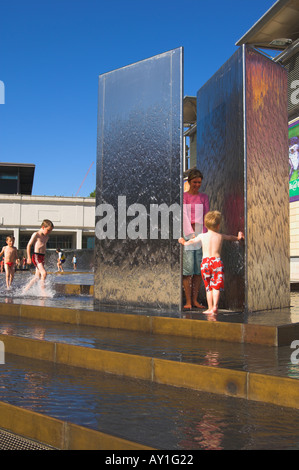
1, 351, 299, 450
0, 308, 298, 411
1, 296, 299, 348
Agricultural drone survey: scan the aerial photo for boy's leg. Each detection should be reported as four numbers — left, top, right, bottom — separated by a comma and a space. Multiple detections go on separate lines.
201, 259, 213, 313
5, 265, 11, 288
212, 289, 220, 314
204, 289, 213, 313
10, 266, 15, 285
23, 268, 40, 292
37, 263, 47, 291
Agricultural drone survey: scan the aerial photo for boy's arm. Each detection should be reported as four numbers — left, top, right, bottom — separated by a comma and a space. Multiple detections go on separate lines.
26, 233, 37, 263
179, 234, 203, 246
0, 247, 5, 258
222, 232, 244, 242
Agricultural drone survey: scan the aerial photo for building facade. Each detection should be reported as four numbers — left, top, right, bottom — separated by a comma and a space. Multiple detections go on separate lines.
0, 194, 95, 251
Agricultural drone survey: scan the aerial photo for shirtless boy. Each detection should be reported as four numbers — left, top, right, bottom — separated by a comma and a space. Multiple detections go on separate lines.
0, 236, 18, 289
23, 219, 54, 293
179, 211, 244, 315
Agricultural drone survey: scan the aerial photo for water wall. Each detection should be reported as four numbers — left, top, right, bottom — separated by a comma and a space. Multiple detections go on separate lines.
197, 45, 289, 311
94, 48, 183, 311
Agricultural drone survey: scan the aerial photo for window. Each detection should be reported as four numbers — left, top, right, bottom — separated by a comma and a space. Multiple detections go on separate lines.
82, 236, 95, 249
20, 234, 73, 250
47, 235, 72, 249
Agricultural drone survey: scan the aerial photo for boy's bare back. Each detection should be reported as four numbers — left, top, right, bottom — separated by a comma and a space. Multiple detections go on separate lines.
201, 230, 243, 258
201, 230, 224, 258
179, 210, 244, 256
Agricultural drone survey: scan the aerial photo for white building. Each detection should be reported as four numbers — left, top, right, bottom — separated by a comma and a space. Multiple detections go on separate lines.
0, 163, 95, 251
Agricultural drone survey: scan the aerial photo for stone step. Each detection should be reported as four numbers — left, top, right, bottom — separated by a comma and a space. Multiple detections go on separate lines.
0, 310, 298, 410
1, 351, 299, 450
1, 298, 299, 348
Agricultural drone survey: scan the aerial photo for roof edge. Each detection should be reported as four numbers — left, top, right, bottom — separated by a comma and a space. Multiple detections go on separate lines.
235, 0, 290, 46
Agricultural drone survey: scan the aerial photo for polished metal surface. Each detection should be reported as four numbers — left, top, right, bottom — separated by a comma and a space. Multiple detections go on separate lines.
245, 46, 289, 311
197, 47, 245, 310
197, 45, 289, 312
95, 49, 183, 311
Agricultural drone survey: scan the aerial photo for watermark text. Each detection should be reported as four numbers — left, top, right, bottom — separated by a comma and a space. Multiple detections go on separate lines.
95, 196, 182, 240
290, 340, 299, 365
291, 80, 299, 106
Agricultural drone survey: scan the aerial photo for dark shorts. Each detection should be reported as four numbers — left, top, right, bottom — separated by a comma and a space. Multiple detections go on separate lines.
32, 253, 45, 267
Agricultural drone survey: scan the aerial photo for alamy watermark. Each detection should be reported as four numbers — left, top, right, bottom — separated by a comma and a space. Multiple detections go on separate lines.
95, 196, 184, 240
0, 80, 4, 104
95, 197, 205, 241
291, 80, 299, 106
0, 341, 4, 364
290, 340, 299, 365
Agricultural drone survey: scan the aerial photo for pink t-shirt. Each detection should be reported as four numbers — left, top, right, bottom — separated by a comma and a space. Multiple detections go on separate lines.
183, 192, 210, 237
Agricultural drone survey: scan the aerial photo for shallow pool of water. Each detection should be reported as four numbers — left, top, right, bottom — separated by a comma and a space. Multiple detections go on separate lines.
0, 354, 299, 450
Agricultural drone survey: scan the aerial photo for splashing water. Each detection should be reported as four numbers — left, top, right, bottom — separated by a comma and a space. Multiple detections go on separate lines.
0, 272, 56, 300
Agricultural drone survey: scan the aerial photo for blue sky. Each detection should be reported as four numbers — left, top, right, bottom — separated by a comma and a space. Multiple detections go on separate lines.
0, 0, 275, 197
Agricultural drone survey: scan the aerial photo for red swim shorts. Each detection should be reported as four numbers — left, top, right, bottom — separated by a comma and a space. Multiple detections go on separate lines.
32, 253, 45, 267
5, 262, 14, 267
201, 257, 224, 292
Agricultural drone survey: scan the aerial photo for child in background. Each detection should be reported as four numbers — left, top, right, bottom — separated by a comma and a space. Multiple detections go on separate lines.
179, 211, 244, 315
23, 219, 54, 293
0, 236, 18, 289
56, 249, 66, 272
72, 255, 77, 271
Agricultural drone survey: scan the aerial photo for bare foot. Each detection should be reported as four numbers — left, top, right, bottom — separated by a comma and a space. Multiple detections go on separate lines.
203, 309, 213, 314
183, 304, 192, 310
212, 307, 218, 314
193, 301, 205, 309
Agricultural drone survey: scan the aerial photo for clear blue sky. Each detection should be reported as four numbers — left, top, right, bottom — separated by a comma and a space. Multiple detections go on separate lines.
0, 0, 275, 197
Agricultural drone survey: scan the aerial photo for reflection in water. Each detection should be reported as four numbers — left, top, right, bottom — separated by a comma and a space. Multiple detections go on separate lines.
179, 412, 225, 450
203, 351, 220, 367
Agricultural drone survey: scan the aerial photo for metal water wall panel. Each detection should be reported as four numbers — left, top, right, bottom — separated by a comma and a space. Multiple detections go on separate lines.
245, 46, 289, 312
197, 45, 289, 312
197, 48, 245, 310
95, 48, 183, 311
